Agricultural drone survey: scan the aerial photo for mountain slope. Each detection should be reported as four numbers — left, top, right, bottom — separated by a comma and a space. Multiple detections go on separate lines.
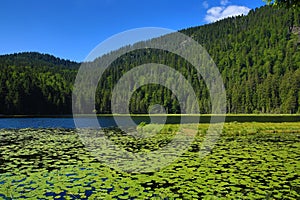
0, 52, 78, 114
180, 6, 300, 113
0, 52, 79, 69
91, 6, 300, 114
0, 6, 299, 115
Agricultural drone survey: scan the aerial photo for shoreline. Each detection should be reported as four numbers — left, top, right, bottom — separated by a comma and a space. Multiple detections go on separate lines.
1, 114, 300, 117
0, 114, 300, 123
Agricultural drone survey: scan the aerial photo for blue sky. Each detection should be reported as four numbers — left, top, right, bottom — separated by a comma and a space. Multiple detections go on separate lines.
0, 0, 265, 62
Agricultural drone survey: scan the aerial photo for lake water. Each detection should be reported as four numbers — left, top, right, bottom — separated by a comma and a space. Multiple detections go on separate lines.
0, 116, 176, 129
0, 116, 205, 129
0, 115, 299, 129
0, 117, 134, 129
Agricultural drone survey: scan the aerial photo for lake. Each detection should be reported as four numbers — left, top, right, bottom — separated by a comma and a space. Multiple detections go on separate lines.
1, 115, 300, 128
0, 116, 188, 129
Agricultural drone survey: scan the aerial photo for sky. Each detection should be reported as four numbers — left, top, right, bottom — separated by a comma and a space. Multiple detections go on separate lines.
0, 0, 265, 62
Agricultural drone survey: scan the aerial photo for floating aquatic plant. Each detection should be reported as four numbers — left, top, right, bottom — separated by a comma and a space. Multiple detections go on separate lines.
0, 123, 299, 199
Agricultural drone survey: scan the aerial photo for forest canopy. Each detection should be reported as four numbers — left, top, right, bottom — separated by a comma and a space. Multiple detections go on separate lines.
265, 0, 300, 8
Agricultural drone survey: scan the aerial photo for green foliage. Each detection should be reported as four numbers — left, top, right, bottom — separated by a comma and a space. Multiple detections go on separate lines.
265, 0, 300, 9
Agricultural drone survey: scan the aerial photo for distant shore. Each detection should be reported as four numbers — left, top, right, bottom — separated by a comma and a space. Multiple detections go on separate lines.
1, 114, 300, 117
1, 114, 300, 123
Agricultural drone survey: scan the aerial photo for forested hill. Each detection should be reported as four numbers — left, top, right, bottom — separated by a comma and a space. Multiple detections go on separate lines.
180, 6, 300, 113
0, 52, 79, 69
0, 52, 79, 114
1, 6, 300, 115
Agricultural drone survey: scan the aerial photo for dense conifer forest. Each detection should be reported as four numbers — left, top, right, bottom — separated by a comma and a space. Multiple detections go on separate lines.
0, 6, 299, 115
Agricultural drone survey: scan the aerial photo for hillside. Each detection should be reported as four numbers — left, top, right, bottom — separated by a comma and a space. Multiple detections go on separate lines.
181, 6, 300, 113
0, 52, 79, 69
0, 6, 300, 115
0, 52, 78, 114
91, 6, 300, 114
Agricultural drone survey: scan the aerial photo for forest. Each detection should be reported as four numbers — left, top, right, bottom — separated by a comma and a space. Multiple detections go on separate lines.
0, 6, 299, 115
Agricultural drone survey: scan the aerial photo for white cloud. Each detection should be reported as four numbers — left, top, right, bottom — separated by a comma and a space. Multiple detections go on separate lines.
202, 1, 209, 9
205, 5, 250, 23
220, 0, 229, 6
